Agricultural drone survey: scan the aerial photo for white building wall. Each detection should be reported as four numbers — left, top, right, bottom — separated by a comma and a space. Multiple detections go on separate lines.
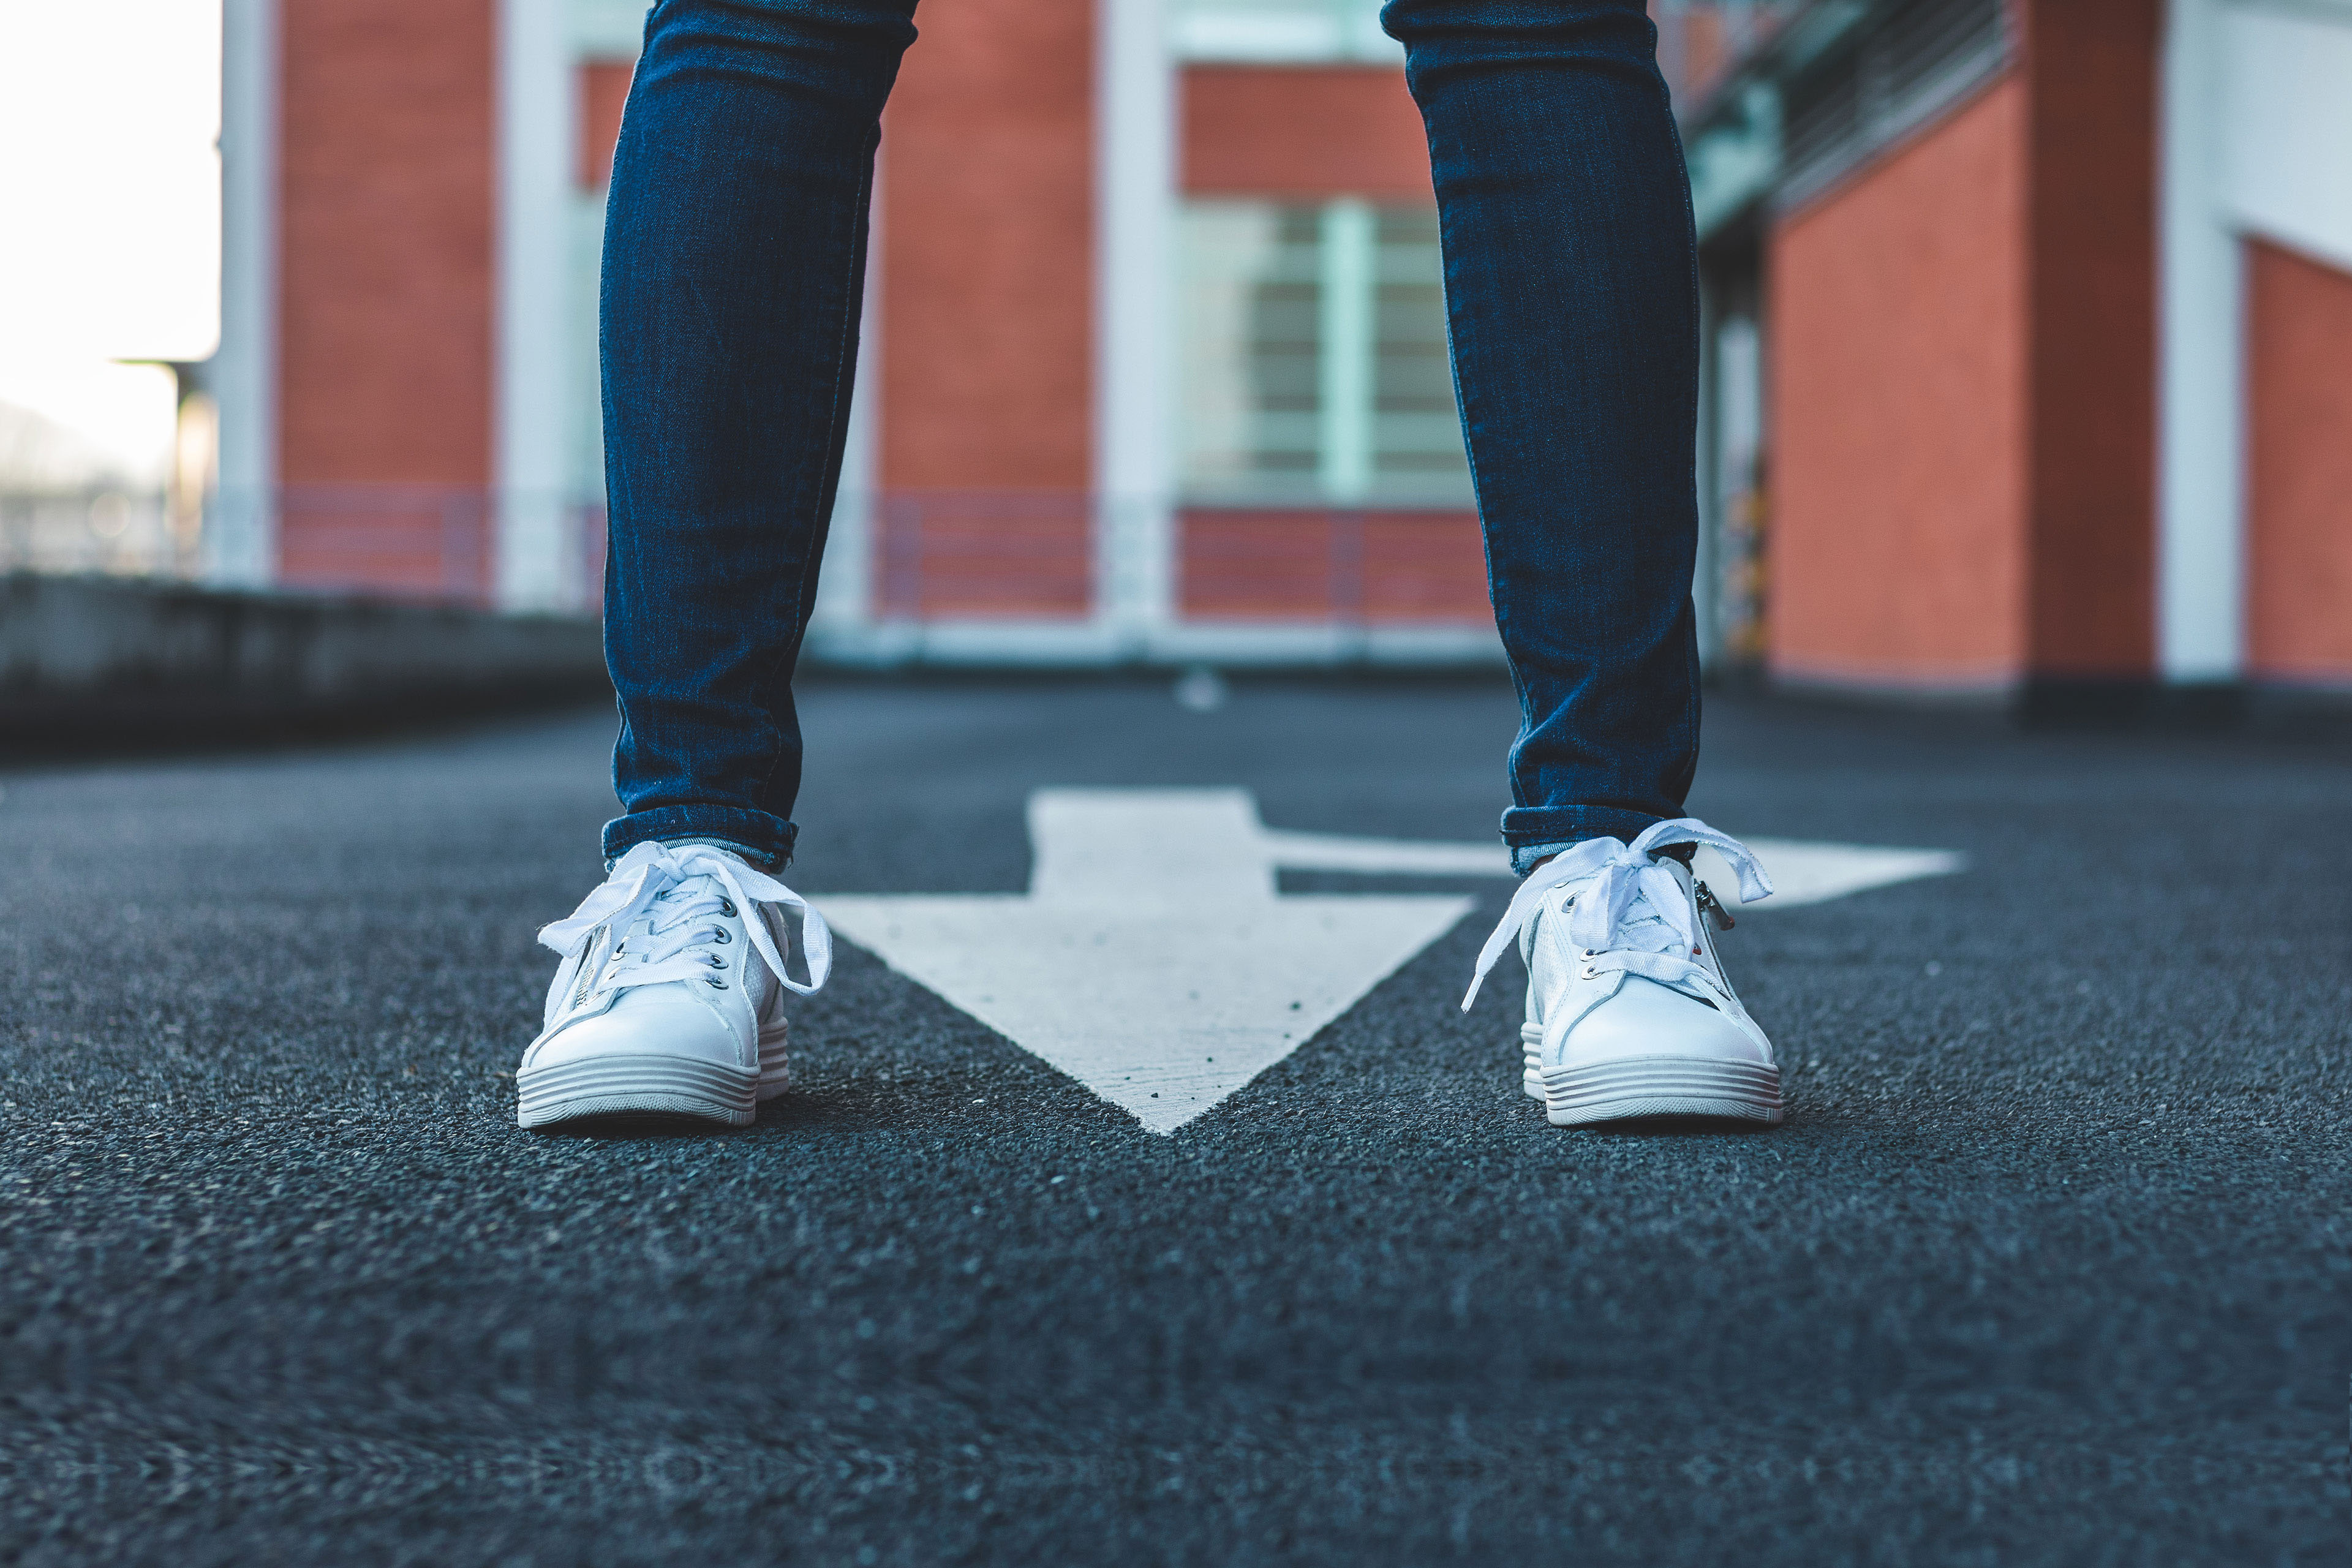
497, 0, 578, 612
1095, 0, 1182, 656
807, 180, 883, 650
2156, 0, 2247, 682
2218, 1, 2352, 272
211, 0, 277, 588
2158, 0, 2352, 684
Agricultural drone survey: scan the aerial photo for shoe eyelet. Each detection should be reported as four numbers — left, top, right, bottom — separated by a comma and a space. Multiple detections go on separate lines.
706, 976, 728, 989
719, 899, 737, 917
711, 927, 731, 944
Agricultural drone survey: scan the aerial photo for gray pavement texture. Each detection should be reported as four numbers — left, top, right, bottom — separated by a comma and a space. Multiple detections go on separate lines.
1, 679, 2347, 1567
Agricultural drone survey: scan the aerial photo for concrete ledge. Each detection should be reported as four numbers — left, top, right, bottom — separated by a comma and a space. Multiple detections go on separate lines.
1765, 663, 2352, 733
2013, 677, 2245, 729
1764, 669, 2017, 714
2245, 679, 2352, 736
0, 573, 608, 747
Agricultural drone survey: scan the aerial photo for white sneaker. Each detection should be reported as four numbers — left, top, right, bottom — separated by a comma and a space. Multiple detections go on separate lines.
1465, 819, 1782, 1127
517, 841, 832, 1129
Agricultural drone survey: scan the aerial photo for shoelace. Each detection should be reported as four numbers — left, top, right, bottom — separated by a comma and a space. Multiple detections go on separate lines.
1460, 818, 1774, 1009
538, 840, 833, 1005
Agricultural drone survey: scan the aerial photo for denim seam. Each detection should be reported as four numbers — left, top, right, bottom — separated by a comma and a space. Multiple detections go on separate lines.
1424, 121, 1530, 815
1500, 804, 1668, 840
604, 804, 796, 858
745, 145, 869, 816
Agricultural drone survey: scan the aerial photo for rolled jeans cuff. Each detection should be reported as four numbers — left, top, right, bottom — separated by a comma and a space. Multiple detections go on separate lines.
603, 805, 797, 870
1501, 804, 1674, 876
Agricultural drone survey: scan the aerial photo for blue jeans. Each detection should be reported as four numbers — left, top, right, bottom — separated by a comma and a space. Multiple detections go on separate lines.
600, 0, 1701, 875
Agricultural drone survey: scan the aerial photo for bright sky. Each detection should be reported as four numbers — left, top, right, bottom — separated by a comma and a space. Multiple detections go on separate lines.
0, 0, 222, 479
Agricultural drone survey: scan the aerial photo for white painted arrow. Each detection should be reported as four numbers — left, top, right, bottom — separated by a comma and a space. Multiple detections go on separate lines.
819, 790, 1963, 1134
821, 791, 1474, 1134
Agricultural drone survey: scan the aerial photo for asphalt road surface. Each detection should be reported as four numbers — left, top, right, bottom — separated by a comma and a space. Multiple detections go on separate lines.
2, 679, 2346, 1566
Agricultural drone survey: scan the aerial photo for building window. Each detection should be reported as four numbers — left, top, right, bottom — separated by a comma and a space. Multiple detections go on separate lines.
1179, 198, 1474, 508
1170, 0, 1398, 63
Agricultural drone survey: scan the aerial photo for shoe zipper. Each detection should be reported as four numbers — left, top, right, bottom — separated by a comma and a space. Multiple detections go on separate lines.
1691, 882, 1742, 1006
570, 925, 609, 1009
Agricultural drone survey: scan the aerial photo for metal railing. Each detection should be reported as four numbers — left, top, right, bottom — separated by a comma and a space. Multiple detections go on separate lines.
272, 484, 496, 603
0, 490, 190, 579
0, 486, 608, 616
2, 484, 1496, 633
860, 489, 1491, 627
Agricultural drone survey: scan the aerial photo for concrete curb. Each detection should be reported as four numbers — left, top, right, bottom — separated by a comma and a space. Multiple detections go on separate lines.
0, 573, 608, 746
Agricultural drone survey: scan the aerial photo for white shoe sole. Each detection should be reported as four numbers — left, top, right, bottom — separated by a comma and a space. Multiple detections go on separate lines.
516, 1054, 756, 1128
1521, 1025, 1545, 1101
1539, 1056, 1783, 1127
756, 1020, 789, 1102
517, 1023, 790, 1130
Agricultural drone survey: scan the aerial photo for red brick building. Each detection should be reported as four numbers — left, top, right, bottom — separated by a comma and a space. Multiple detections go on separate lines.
207, 0, 2350, 704
211, 0, 1498, 668
1678, 0, 2352, 712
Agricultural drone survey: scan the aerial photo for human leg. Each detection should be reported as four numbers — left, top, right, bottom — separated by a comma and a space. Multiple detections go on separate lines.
1384, 0, 1703, 873
520, 0, 916, 1128
1387, 0, 1780, 1125
600, 0, 919, 872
